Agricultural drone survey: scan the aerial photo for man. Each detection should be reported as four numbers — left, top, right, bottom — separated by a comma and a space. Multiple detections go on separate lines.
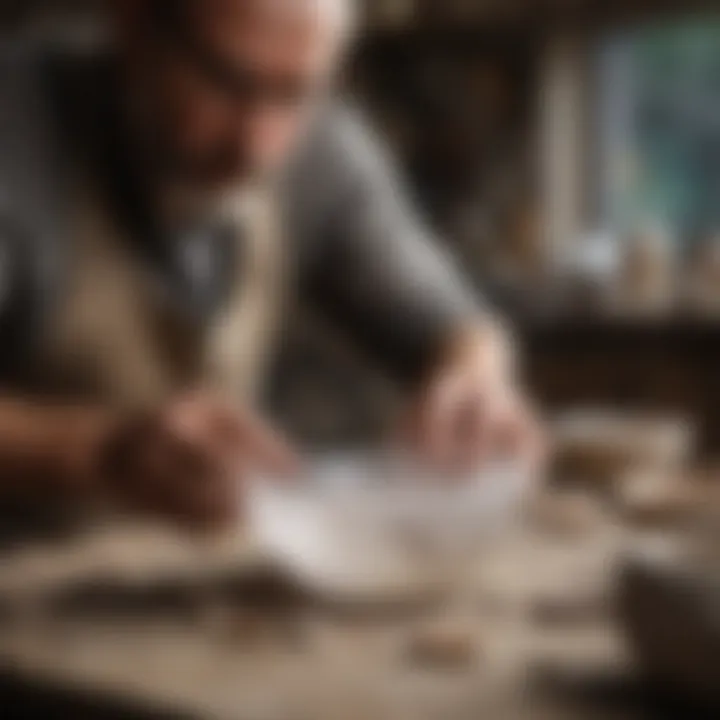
0, 0, 541, 530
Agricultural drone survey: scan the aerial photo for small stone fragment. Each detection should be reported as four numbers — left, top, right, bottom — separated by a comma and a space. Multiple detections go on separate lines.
551, 412, 693, 486
405, 623, 481, 670
528, 491, 608, 538
531, 592, 607, 626
198, 602, 268, 646
616, 470, 704, 528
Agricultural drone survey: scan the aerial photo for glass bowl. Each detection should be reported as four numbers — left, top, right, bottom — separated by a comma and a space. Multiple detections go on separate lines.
248, 454, 532, 604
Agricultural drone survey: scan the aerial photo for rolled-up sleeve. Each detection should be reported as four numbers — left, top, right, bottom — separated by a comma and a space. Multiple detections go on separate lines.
287, 105, 482, 382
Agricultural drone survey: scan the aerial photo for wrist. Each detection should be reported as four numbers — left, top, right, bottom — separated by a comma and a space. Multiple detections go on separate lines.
442, 319, 518, 384
52, 408, 125, 494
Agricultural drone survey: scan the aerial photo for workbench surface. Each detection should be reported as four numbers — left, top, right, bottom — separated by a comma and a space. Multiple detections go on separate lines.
0, 494, 700, 720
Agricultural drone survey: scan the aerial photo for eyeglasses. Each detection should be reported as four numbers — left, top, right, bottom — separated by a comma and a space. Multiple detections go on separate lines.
155, 6, 315, 109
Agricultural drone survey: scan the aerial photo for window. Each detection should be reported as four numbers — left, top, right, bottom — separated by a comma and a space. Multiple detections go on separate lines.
599, 21, 720, 241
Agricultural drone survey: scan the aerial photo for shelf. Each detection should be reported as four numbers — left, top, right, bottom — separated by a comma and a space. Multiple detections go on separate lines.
362, 0, 720, 41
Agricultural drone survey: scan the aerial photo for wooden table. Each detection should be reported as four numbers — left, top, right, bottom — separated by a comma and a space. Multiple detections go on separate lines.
0, 496, 696, 720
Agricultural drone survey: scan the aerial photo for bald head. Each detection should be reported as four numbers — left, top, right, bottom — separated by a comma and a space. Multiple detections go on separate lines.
190, 0, 355, 37
142, 0, 355, 47
118, 0, 355, 189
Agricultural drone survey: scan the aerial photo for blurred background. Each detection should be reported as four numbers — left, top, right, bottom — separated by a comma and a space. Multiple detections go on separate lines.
353, 2, 720, 454
0, 2, 719, 718
3, 1, 720, 450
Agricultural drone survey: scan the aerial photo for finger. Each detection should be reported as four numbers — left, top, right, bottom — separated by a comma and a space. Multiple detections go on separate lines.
495, 401, 547, 475
489, 406, 525, 462
153, 422, 221, 480
233, 408, 300, 477
205, 402, 247, 445
154, 484, 236, 533
181, 472, 239, 531
137, 444, 211, 517
416, 374, 466, 467
163, 401, 272, 478
164, 395, 208, 438
177, 400, 300, 477
450, 391, 496, 471
174, 413, 245, 478
145, 450, 239, 532
522, 411, 549, 477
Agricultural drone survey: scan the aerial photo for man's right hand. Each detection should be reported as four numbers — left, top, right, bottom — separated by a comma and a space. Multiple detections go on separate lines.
98, 397, 298, 531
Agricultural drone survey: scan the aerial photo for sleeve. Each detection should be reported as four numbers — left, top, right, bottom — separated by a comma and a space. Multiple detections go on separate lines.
287, 105, 483, 383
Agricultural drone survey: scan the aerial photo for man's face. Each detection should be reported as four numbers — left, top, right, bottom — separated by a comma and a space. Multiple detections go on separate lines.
124, 0, 345, 189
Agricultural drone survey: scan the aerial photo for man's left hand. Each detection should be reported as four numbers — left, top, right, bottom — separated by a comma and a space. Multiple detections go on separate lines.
401, 325, 545, 473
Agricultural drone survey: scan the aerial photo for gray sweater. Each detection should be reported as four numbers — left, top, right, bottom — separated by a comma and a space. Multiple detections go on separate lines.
0, 42, 479, 385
